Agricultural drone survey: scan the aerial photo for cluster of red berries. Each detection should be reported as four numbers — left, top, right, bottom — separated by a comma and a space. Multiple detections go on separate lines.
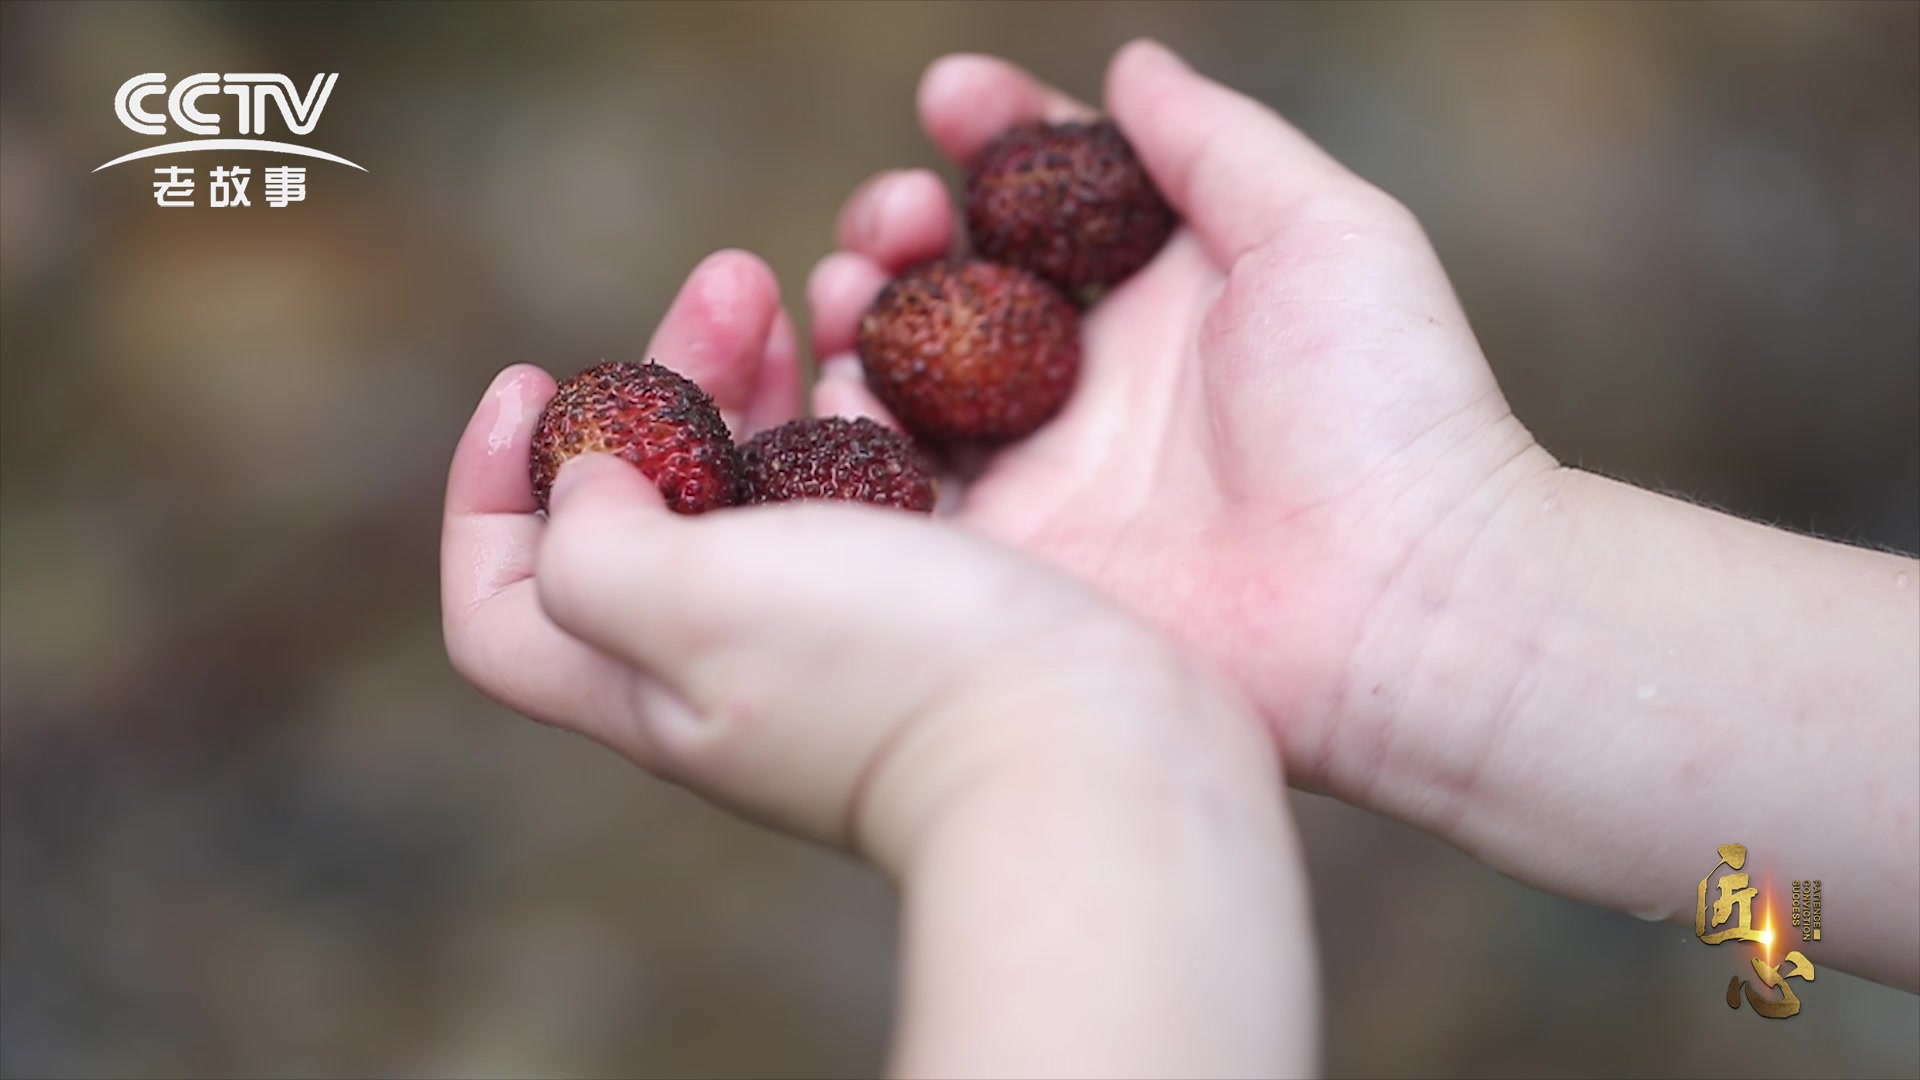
529, 363, 934, 514
530, 120, 1173, 515
861, 120, 1174, 444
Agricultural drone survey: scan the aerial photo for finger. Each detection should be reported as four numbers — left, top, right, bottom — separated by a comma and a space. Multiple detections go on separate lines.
917, 53, 1095, 167
444, 364, 553, 523
538, 456, 990, 706
447, 578, 684, 765
537, 457, 1155, 853
834, 168, 956, 270
440, 366, 676, 764
744, 309, 802, 435
811, 352, 902, 429
536, 455, 1017, 838
807, 251, 892, 360
1105, 39, 1368, 263
536, 456, 882, 835
644, 248, 783, 434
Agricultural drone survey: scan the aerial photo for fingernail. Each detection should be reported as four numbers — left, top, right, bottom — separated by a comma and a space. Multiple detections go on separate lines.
856, 171, 896, 245
878, 174, 911, 237
1130, 38, 1188, 72
695, 250, 745, 312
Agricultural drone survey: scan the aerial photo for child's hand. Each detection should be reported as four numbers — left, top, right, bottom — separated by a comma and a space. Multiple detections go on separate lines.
807, 41, 1554, 802
455, 427, 1228, 861
812, 41, 1919, 990
440, 255, 1319, 1073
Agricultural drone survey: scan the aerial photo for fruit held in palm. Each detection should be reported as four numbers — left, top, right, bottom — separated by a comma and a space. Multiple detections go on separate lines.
966, 119, 1175, 296
529, 360, 740, 514
857, 258, 1080, 442
740, 416, 936, 512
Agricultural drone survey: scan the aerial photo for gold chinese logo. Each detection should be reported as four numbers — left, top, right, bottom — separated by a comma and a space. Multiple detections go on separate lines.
1696, 843, 1820, 1018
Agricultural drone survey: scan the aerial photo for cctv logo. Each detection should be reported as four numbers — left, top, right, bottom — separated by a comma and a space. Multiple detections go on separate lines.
117, 73, 334, 135
95, 73, 366, 173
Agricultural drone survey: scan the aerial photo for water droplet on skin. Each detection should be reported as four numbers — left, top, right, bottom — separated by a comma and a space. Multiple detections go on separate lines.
487, 376, 529, 454
1541, 494, 1560, 512
1637, 682, 1659, 702
1898, 571, 1912, 590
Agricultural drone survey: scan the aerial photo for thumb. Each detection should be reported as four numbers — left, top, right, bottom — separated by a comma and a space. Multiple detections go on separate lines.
533, 454, 1054, 851
1104, 39, 1368, 263
544, 449, 670, 516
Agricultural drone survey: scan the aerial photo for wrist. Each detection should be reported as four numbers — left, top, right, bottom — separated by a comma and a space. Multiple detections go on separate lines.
1332, 457, 1920, 988
1317, 441, 1571, 824
873, 628, 1319, 1077
853, 617, 1280, 878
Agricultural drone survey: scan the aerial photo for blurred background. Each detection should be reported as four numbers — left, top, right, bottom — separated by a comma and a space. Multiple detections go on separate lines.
2, 1, 1916, 1076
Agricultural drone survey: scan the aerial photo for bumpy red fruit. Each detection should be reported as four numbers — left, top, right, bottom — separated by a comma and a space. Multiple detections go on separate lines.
966, 119, 1175, 296
529, 360, 740, 514
740, 417, 936, 512
857, 259, 1080, 442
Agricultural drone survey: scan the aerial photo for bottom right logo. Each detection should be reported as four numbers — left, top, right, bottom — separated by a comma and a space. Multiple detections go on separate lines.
1696, 843, 1823, 1019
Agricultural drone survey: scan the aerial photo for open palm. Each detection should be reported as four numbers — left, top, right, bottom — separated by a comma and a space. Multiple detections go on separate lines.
810, 42, 1556, 793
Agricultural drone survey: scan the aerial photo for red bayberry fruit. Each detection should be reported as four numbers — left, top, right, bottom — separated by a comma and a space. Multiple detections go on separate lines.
966, 119, 1176, 296
740, 416, 936, 513
529, 360, 741, 514
856, 258, 1080, 443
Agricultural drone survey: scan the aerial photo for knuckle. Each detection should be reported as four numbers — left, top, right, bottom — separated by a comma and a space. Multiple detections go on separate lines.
1295, 182, 1417, 234
1364, 188, 1426, 238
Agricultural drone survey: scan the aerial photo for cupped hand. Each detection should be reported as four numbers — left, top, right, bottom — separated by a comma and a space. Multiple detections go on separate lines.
441, 250, 798, 768
440, 253, 1262, 862
809, 40, 1559, 799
